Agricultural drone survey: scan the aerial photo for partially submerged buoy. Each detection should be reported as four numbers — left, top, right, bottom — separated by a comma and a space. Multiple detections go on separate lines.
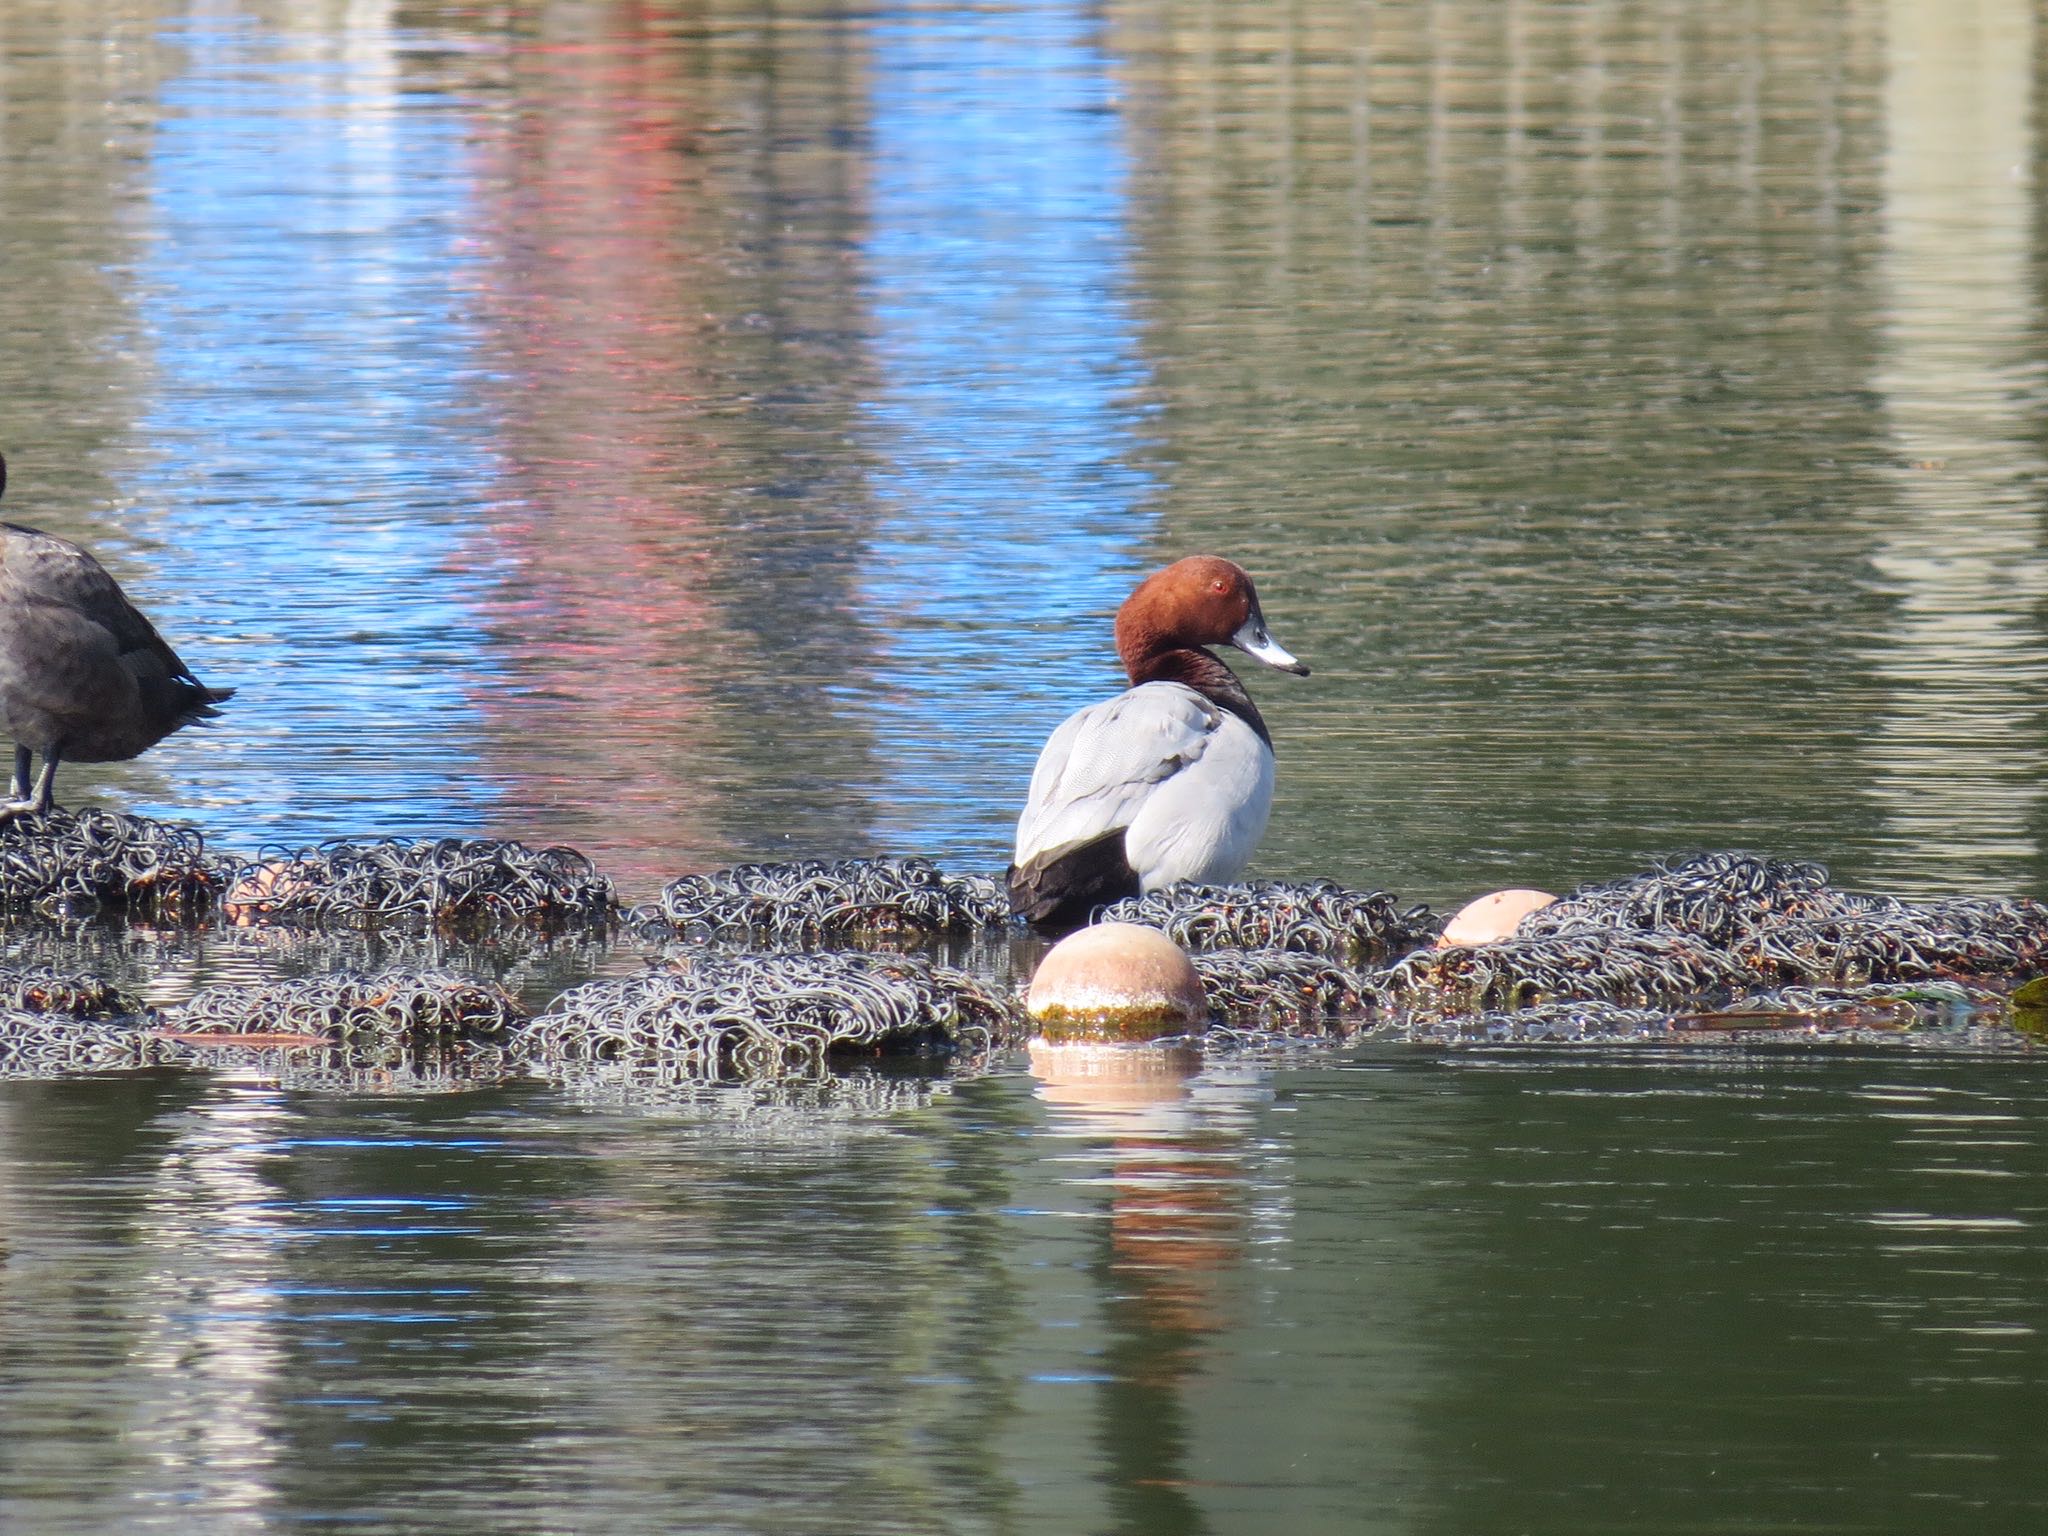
1438, 888, 1557, 948
1027, 922, 1209, 1043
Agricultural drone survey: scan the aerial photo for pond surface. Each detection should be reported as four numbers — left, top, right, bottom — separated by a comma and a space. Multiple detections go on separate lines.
3, 1, 2048, 1531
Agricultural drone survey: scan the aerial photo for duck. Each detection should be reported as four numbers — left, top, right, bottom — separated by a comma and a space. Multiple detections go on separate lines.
0, 451, 233, 822
1008, 555, 1308, 932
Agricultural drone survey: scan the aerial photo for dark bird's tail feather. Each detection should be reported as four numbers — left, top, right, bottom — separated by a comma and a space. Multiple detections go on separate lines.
177, 680, 234, 728
1007, 830, 1142, 935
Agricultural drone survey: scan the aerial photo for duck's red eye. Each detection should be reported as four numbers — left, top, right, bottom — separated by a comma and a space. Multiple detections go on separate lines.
1210, 578, 1230, 595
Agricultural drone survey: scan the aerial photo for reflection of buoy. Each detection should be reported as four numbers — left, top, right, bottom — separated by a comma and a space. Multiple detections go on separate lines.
1027, 1040, 1202, 1106
1438, 888, 1557, 948
1026, 922, 1209, 1042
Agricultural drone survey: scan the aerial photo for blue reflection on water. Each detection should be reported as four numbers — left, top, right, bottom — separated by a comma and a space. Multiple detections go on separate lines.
124, 18, 501, 842
856, 1, 1158, 864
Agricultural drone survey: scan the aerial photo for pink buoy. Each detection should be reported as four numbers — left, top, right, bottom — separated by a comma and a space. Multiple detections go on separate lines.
1026, 922, 1209, 1042
1438, 888, 1557, 948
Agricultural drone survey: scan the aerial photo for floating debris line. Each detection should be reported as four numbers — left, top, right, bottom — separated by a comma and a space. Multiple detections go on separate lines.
518, 949, 1023, 1080
638, 857, 1009, 944
1099, 879, 1439, 961
1212, 888, 2043, 1039
225, 837, 617, 931
0, 966, 521, 1086
0, 807, 236, 922
165, 969, 528, 1045
4, 838, 2045, 1087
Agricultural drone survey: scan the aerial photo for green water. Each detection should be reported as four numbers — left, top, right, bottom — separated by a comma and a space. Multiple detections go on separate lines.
2, 1, 2046, 1531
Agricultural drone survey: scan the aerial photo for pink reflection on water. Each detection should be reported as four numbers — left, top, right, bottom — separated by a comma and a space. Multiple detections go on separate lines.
455, 21, 743, 898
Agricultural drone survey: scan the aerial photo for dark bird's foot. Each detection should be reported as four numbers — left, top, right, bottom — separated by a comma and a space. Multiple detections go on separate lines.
0, 749, 58, 823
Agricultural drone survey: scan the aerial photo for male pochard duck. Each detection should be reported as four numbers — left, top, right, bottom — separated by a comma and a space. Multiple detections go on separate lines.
1008, 555, 1308, 932
0, 451, 233, 821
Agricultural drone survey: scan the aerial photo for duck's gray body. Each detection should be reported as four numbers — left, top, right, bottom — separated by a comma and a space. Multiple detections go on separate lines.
0, 453, 231, 819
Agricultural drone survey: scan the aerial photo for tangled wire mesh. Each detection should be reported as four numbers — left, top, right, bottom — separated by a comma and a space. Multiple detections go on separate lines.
517, 949, 1025, 1081
224, 838, 617, 931
0, 965, 154, 1077
1191, 949, 1378, 1033
1099, 879, 1439, 961
638, 856, 1009, 944
164, 969, 528, 1046
1736, 899, 2048, 987
1509, 851, 2048, 991
0, 965, 139, 1019
1516, 851, 1854, 948
0, 1012, 169, 1078
1370, 928, 1752, 1019
0, 807, 237, 922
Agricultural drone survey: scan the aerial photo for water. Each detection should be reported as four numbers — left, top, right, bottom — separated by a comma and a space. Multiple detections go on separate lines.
6, 1053, 2048, 1532
3, 1, 2047, 1530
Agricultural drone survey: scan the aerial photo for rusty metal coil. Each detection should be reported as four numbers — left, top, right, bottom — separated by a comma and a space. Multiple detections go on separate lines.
1733, 898, 2048, 987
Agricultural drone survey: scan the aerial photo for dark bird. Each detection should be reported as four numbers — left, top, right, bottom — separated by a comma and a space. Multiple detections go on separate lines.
0, 452, 233, 821
1008, 555, 1309, 933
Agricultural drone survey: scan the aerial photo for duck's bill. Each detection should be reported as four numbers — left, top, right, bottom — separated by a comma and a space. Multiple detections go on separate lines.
1231, 615, 1310, 676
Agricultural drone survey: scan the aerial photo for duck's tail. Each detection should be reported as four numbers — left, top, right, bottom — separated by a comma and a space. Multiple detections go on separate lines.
1007, 830, 1142, 934
176, 680, 235, 728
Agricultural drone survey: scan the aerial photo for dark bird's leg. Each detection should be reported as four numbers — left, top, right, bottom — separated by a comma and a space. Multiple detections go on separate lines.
0, 748, 59, 823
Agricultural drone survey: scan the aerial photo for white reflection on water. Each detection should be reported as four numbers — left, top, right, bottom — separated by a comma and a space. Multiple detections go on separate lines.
856, 0, 1159, 862
130, 1088, 292, 1530
127, 7, 503, 840
1865, 0, 2048, 893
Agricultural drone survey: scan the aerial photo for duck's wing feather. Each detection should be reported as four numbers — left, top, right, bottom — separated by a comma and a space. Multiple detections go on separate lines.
1, 523, 199, 682
1013, 682, 1222, 867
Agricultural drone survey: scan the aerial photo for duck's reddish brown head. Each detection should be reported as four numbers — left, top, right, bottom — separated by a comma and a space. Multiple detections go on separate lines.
1113, 556, 1308, 685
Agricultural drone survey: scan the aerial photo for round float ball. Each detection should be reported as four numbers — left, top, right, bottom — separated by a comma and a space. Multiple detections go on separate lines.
1027, 922, 1209, 1043
1438, 888, 1557, 947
